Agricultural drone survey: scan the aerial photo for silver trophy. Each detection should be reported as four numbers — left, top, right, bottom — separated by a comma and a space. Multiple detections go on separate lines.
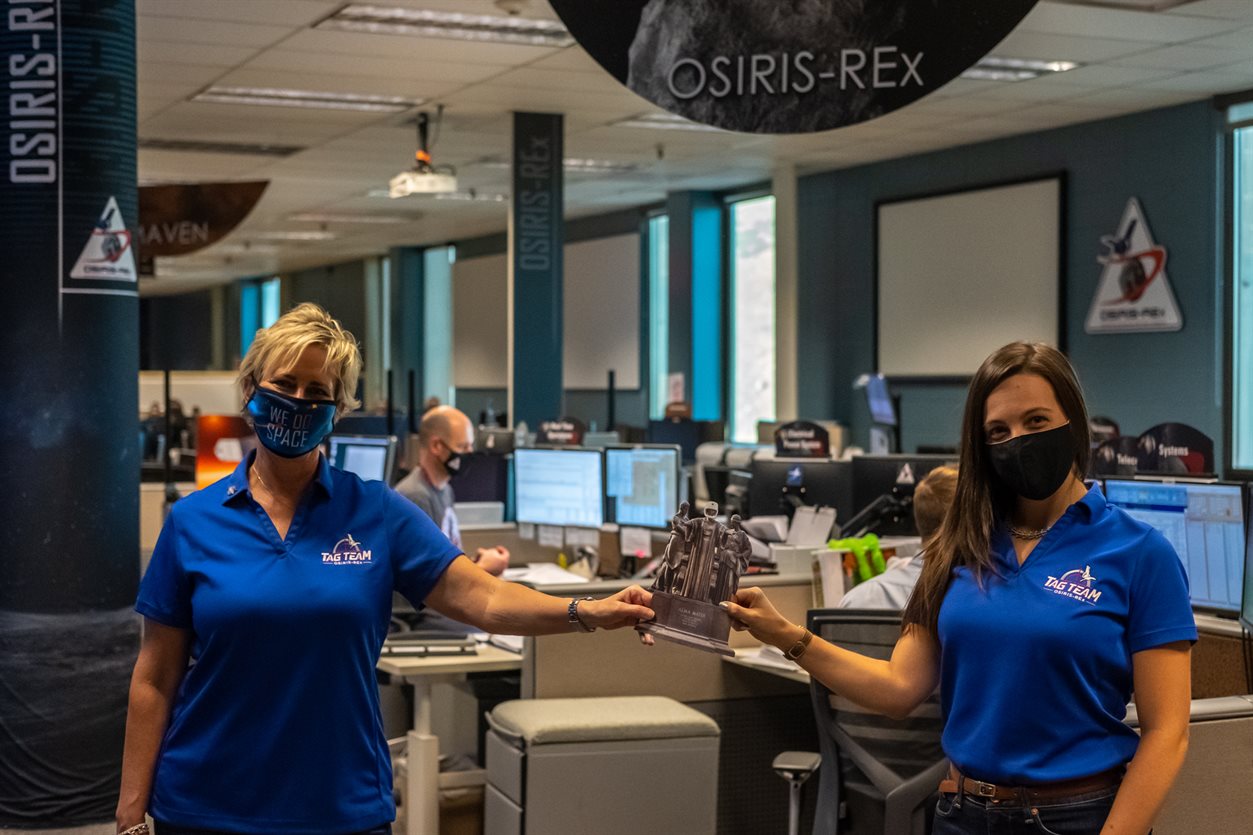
637, 501, 752, 656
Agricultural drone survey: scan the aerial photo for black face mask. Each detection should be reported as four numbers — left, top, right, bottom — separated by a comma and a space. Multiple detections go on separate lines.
987, 423, 1076, 501
442, 448, 469, 479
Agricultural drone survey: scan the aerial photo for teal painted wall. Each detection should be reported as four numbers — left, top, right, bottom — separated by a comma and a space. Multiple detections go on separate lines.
797, 100, 1225, 461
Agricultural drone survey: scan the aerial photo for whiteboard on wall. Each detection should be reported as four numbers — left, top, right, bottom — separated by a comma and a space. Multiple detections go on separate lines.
452, 254, 508, 388
877, 177, 1061, 377
564, 234, 640, 389
452, 234, 641, 391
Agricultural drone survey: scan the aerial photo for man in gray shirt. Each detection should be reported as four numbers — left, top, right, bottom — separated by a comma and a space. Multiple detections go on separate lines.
395, 406, 509, 575
838, 465, 957, 610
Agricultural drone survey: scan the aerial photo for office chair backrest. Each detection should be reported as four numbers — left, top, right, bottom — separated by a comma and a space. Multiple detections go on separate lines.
807, 609, 947, 835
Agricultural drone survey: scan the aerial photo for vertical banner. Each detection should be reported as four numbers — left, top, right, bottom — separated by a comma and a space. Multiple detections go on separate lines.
0, 0, 139, 825
509, 112, 564, 428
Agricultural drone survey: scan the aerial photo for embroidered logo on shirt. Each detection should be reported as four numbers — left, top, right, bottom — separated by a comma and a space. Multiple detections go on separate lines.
322, 534, 373, 565
1044, 565, 1101, 605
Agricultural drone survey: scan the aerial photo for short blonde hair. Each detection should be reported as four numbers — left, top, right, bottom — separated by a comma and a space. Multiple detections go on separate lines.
237, 302, 362, 414
913, 465, 959, 543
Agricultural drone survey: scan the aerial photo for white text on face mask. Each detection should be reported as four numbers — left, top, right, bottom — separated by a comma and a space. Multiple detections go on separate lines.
264, 406, 314, 449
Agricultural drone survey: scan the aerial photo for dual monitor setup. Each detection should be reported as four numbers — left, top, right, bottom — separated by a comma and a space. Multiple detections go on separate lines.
328, 434, 681, 531
513, 446, 681, 530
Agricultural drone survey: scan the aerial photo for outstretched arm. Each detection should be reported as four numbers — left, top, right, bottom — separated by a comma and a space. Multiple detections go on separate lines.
424, 555, 654, 634
723, 586, 940, 719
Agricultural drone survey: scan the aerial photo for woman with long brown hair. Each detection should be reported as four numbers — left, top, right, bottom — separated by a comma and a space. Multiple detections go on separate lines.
724, 342, 1194, 834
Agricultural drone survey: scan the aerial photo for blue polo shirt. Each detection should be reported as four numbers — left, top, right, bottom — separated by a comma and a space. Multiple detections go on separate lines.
136, 451, 462, 834
937, 486, 1196, 785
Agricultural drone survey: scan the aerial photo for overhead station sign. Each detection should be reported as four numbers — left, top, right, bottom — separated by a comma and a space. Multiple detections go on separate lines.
549, 0, 1039, 134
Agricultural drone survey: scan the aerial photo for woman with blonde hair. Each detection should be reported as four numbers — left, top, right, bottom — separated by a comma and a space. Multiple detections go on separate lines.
116, 303, 653, 835
724, 342, 1194, 834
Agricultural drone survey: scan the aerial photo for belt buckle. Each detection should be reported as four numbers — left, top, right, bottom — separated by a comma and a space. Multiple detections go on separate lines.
975, 781, 997, 798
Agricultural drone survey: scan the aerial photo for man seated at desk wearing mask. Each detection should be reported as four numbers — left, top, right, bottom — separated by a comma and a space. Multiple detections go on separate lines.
396, 405, 510, 576
838, 465, 958, 610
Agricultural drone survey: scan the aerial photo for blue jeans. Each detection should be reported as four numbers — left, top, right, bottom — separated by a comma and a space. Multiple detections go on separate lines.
153, 822, 391, 835
933, 786, 1120, 835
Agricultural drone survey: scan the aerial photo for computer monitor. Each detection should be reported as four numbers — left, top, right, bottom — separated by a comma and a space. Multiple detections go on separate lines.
1104, 479, 1246, 616
604, 445, 681, 529
865, 374, 897, 426
328, 435, 397, 483
1242, 490, 1253, 631
849, 454, 956, 536
748, 458, 854, 523
450, 451, 510, 504
513, 448, 604, 528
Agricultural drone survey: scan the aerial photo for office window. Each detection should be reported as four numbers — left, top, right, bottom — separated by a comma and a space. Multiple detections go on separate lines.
240, 277, 281, 358
1234, 121, 1253, 470
648, 214, 670, 420
729, 195, 776, 444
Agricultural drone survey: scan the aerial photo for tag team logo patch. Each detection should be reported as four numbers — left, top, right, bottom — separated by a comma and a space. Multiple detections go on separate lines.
322, 534, 372, 565
1044, 565, 1101, 605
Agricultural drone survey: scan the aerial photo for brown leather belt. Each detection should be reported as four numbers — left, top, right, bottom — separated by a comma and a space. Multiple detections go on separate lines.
938, 765, 1123, 804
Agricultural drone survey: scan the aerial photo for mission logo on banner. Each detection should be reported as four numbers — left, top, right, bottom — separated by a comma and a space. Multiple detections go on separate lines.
548, 0, 1039, 134
1085, 198, 1182, 334
774, 421, 830, 458
69, 197, 136, 282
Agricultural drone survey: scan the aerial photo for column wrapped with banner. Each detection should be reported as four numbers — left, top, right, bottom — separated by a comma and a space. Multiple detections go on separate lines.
0, 0, 140, 825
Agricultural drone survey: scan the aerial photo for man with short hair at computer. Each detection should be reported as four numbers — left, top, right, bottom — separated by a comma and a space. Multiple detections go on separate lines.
395, 405, 510, 576
837, 466, 958, 610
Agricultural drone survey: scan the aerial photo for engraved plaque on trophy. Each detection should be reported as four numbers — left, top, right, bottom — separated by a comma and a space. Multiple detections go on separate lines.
636, 501, 752, 656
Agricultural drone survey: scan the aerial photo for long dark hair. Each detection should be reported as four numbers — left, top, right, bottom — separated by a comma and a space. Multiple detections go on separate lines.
901, 343, 1091, 638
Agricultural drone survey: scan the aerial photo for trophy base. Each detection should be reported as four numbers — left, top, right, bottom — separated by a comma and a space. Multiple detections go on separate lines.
636, 591, 734, 657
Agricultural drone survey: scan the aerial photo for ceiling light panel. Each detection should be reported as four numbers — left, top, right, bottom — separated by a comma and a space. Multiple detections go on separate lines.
288, 212, 416, 224
960, 56, 1082, 81
316, 5, 574, 47
139, 138, 306, 157
253, 230, 338, 241
367, 187, 507, 202
192, 85, 421, 112
612, 113, 729, 132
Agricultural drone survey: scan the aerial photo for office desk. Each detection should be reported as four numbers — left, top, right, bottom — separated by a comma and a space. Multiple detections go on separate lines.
378, 646, 523, 835
723, 647, 811, 685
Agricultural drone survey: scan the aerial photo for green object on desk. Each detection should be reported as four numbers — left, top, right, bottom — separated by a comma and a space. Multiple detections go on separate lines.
826, 534, 888, 585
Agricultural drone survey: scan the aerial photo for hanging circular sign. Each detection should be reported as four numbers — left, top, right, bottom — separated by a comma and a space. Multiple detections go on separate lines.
549, 0, 1039, 134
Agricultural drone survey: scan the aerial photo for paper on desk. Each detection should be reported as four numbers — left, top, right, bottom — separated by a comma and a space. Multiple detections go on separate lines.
489, 634, 525, 653
501, 562, 590, 586
751, 644, 803, 672
786, 506, 836, 548
537, 525, 564, 548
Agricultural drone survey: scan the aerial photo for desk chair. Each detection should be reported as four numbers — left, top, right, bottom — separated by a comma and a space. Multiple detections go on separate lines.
807, 609, 947, 835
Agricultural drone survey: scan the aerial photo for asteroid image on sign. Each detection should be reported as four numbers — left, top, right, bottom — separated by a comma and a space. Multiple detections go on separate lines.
549, 0, 1039, 134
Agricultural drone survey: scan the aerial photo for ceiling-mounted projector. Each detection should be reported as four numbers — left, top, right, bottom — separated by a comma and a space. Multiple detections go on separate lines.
389, 169, 457, 197
389, 109, 457, 198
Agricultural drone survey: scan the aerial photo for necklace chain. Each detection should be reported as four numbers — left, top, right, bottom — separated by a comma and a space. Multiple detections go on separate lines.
251, 465, 297, 508
1008, 524, 1051, 540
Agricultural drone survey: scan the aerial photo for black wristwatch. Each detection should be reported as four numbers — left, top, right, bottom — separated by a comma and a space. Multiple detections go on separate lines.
568, 597, 595, 632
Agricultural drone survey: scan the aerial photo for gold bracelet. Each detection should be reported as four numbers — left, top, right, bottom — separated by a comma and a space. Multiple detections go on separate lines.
120, 823, 150, 835
783, 627, 813, 661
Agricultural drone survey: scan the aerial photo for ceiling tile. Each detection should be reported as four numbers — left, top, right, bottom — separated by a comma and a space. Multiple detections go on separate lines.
137, 16, 292, 48
989, 31, 1151, 63
1019, 2, 1238, 41
1109, 44, 1246, 69
136, 0, 338, 26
